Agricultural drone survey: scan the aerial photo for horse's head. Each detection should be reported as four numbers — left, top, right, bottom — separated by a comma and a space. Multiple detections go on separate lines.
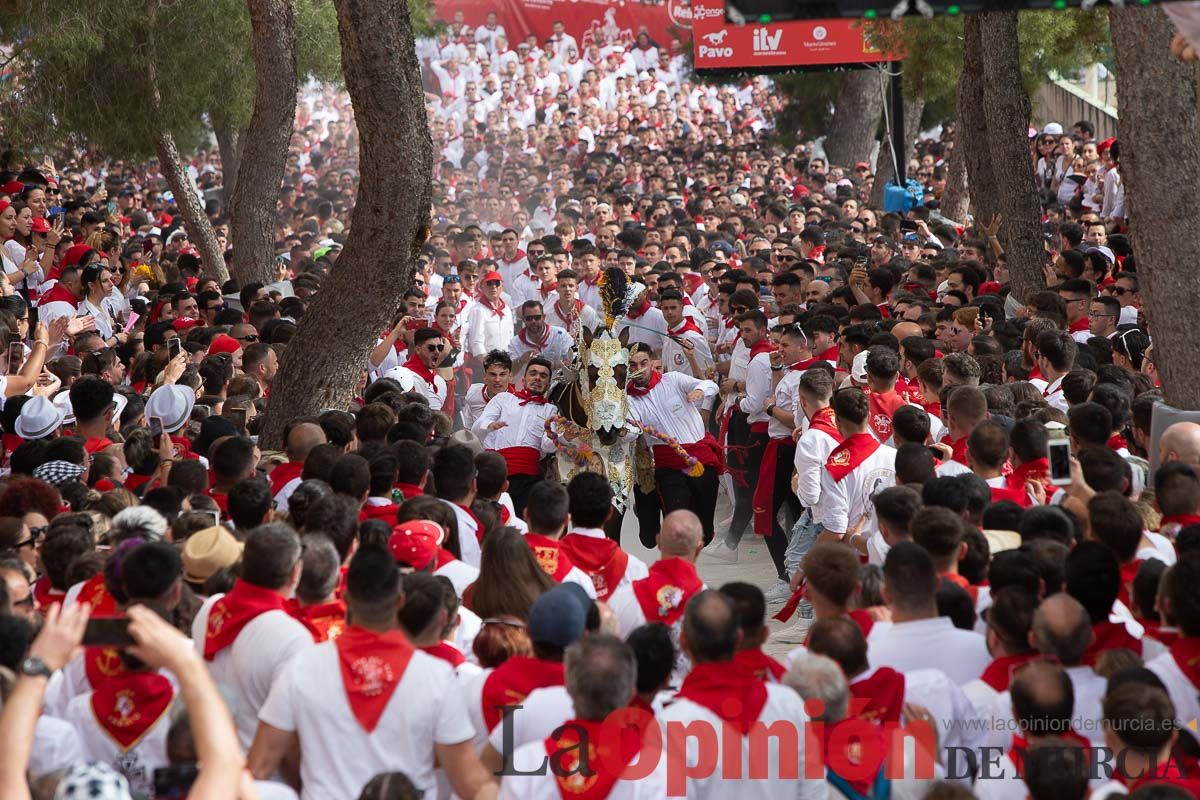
582, 327, 630, 446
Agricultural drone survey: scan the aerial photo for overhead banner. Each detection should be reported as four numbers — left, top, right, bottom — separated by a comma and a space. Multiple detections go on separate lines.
431, 0, 695, 51
691, 0, 889, 70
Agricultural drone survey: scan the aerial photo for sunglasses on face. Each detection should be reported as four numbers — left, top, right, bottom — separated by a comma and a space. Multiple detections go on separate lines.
524, 314, 544, 322
425, 343, 446, 352
485, 280, 501, 287
1109, 286, 1129, 296
236, 334, 259, 343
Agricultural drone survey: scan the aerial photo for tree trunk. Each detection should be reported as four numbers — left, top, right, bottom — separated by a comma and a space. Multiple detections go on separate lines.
228, 0, 298, 288
1111, 6, 1200, 409
823, 69, 885, 169
958, 16, 1001, 228
869, 96, 926, 209
979, 10, 1045, 304
152, 131, 230, 283
939, 125, 969, 224
214, 122, 241, 212
258, 0, 433, 448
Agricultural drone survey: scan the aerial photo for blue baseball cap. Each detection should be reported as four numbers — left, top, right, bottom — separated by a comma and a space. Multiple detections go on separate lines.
527, 584, 589, 648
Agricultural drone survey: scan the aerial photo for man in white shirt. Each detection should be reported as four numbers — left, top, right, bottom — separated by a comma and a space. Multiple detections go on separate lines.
472, 357, 557, 516
1148, 552, 1200, 731
867, 542, 991, 686
713, 310, 776, 562
461, 350, 512, 431
494, 228, 529, 288
616, 284, 668, 351
936, 385, 989, 478
499, 635, 665, 799
658, 590, 823, 799
625, 344, 722, 543
816, 387, 897, 548
191, 523, 315, 749
507, 301, 573, 379
516, 480, 599, 598
249, 545, 497, 800
432, 444, 484, 568
559, 472, 649, 601
658, 289, 713, 379
1033, 328, 1076, 413
464, 270, 515, 370
572, 243, 604, 308
474, 12, 506, 53
383, 327, 449, 411
545, 269, 598, 332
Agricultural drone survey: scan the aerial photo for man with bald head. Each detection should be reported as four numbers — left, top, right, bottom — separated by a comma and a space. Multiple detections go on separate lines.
608, 510, 705, 639
271, 421, 328, 512
660, 590, 821, 799
804, 279, 832, 307
1026, 593, 1106, 746
1160, 421, 1200, 467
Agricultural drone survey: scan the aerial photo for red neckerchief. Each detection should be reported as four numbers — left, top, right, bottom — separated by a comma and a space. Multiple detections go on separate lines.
817, 344, 840, 362
747, 337, 776, 360
39, 281, 80, 306
84, 646, 126, 688
1127, 758, 1200, 795
1007, 458, 1056, 497
434, 548, 457, 569
822, 718, 888, 796
866, 389, 907, 441
539, 282, 558, 298
433, 322, 458, 348
1161, 513, 1200, 532
1142, 622, 1182, 649
668, 318, 705, 337
203, 580, 291, 660
1119, 558, 1143, 608
626, 370, 662, 398
849, 666, 905, 724
1069, 317, 1089, 334
805, 407, 843, 443
1170, 637, 1200, 688
1028, 365, 1045, 382
511, 388, 548, 406
32, 575, 65, 610
91, 671, 174, 750
478, 294, 507, 317
545, 718, 645, 800
939, 434, 969, 465
76, 573, 118, 616
560, 534, 630, 602
84, 436, 113, 454
421, 641, 466, 667
943, 572, 979, 604
359, 502, 400, 523
169, 435, 199, 462
335, 625, 415, 733
269, 460, 305, 496
848, 609, 876, 639
980, 654, 1039, 692
626, 295, 651, 319
2, 432, 22, 456
455, 502, 486, 543
401, 353, 438, 390
124, 473, 155, 493
1108, 433, 1129, 452
519, 324, 551, 350
1008, 730, 1092, 779
294, 599, 346, 642
481, 655, 565, 730
553, 298, 584, 324
631, 557, 703, 626
1083, 621, 1143, 666
676, 660, 768, 735
825, 433, 882, 482
524, 533, 575, 582
991, 484, 1032, 508
733, 647, 787, 682
394, 482, 424, 501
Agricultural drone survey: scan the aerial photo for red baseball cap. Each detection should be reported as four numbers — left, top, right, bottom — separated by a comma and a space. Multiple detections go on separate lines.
30, 217, 50, 234
388, 526, 442, 570
481, 271, 503, 284
207, 334, 241, 356
172, 317, 202, 332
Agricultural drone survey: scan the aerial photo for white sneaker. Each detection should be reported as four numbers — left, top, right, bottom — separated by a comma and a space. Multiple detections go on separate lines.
702, 540, 739, 563
763, 580, 793, 603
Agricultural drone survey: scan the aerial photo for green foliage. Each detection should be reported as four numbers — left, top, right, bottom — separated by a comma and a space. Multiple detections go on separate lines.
408, 0, 438, 38
863, 8, 1108, 124
0, 0, 342, 160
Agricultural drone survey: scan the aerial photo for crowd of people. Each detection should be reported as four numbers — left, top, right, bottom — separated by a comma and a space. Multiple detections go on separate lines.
0, 8, 1199, 800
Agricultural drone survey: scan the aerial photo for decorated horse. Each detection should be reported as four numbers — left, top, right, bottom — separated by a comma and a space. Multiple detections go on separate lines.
544, 268, 701, 530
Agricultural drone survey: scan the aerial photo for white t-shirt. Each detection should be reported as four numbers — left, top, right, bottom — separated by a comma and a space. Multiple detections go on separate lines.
259, 640, 475, 800
499, 736, 667, 799
66, 687, 174, 798
867, 617, 990, 686
190, 596, 314, 749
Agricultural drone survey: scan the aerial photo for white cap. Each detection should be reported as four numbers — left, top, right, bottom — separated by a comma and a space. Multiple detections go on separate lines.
851, 351, 869, 384
145, 384, 196, 434
1043, 122, 1064, 136
638, 71, 651, 82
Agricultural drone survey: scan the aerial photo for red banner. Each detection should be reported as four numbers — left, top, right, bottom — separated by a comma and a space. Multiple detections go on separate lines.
691, 0, 889, 70
432, 0, 694, 51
